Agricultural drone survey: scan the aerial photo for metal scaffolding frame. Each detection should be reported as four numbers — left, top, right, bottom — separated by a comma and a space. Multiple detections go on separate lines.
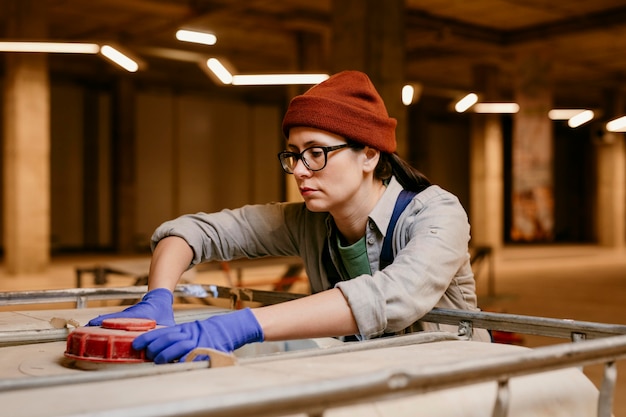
2, 285, 626, 417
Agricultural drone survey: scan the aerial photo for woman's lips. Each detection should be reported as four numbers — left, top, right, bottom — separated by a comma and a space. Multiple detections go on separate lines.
299, 187, 315, 197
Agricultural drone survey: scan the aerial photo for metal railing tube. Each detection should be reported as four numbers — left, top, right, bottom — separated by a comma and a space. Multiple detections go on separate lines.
598, 361, 617, 417
75, 334, 626, 417
423, 308, 626, 339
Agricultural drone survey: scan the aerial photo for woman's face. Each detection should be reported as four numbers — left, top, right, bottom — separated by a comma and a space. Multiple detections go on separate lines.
286, 127, 375, 214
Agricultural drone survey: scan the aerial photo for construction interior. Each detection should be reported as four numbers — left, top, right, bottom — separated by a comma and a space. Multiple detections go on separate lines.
2, 1, 626, 416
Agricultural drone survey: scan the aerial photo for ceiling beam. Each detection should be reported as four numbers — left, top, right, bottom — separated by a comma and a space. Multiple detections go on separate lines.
507, 5, 626, 43
407, 5, 626, 47
406, 10, 504, 45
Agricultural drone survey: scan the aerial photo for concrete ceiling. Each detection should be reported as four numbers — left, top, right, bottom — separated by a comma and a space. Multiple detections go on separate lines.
4, 0, 626, 109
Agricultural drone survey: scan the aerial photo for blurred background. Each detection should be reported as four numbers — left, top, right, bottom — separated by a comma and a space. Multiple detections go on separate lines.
2, 2, 626, 411
0, 0, 625, 275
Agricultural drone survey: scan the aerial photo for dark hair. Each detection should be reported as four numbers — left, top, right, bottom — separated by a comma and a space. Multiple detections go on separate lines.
376, 153, 431, 193
347, 142, 431, 193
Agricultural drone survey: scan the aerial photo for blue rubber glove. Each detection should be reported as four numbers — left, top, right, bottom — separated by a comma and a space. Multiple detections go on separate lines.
87, 288, 176, 327
132, 308, 264, 364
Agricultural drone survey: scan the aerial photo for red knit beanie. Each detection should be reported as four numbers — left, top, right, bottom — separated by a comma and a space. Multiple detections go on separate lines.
282, 70, 397, 153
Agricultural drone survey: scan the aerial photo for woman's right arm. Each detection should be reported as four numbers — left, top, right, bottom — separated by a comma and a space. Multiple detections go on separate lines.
147, 236, 194, 292
86, 235, 192, 327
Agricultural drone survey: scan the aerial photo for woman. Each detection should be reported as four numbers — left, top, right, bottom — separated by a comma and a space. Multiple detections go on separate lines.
89, 70, 489, 364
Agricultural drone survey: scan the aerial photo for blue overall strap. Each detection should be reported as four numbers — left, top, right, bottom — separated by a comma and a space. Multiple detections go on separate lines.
379, 189, 417, 270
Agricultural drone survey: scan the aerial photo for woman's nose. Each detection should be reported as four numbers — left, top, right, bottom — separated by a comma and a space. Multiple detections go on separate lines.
292, 157, 311, 177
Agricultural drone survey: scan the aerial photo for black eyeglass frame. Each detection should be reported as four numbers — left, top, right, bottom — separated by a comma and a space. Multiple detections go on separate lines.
277, 144, 350, 174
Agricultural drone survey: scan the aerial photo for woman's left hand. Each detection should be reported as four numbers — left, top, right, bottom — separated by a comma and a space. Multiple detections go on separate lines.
132, 308, 264, 364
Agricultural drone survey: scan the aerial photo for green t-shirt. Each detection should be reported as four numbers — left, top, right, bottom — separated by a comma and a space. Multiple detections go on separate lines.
337, 235, 372, 278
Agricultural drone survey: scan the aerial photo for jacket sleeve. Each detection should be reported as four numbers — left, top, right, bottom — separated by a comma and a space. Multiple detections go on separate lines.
336, 187, 474, 339
150, 203, 305, 266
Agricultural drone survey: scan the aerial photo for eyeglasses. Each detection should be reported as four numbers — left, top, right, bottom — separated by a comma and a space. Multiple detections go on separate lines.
277, 144, 350, 174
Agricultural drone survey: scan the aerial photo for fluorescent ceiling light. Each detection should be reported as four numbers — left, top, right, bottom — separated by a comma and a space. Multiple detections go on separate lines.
548, 109, 588, 120
176, 29, 217, 46
206, 58, 233, 84
474, 103, 520, 114
606, 116, 626, 132
100, 45, 139, 72
204, 58, 327, 86
231, 73, 329, 86
0, 41, 100, 54
455, 93, 478, 113
402, 85, 415, 106
567, 110, 594, 128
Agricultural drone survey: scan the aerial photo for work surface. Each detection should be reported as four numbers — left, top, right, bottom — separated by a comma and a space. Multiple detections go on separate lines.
1, 247, 625, 416
0, 310, 600, 417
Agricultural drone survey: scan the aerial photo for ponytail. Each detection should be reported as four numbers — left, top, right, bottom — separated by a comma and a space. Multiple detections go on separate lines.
375, 153, 431, 193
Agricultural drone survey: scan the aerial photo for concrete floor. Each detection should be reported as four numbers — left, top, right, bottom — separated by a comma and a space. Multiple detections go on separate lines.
1, 245, 626, 415
478, 245, 626, 417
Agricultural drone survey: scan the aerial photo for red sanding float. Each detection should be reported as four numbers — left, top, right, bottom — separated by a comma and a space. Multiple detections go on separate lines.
64, 318, 157, 368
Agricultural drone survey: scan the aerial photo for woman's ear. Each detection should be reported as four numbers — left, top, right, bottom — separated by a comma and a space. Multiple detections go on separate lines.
362, 146, 380, 173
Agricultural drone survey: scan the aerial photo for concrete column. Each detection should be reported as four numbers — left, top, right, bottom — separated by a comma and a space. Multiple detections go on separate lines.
596, 91, 626, 248
596, 135, 625, 248
111, 78, 137, 252
511, 48, 554, 242
82, 90, 102, 248
2, 0, 50, 274
470, 65, 504, 251
331, 0, 407, 157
